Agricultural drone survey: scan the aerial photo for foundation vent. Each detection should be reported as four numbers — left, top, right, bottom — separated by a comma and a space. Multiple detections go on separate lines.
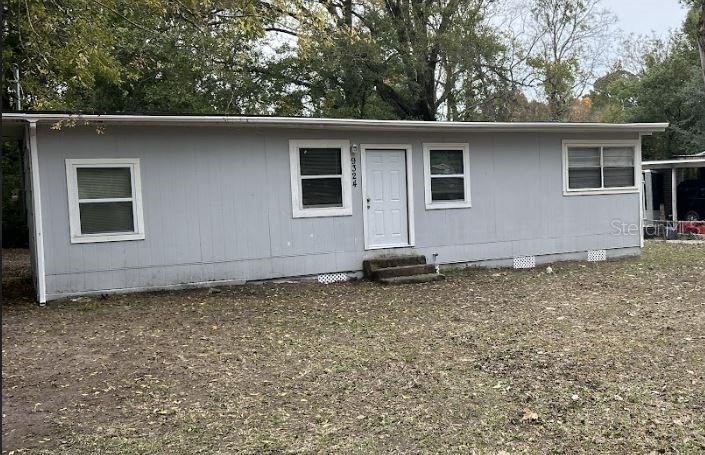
587, 250, 607, 262
317, 273, 349, 284
513, 256, 536, 269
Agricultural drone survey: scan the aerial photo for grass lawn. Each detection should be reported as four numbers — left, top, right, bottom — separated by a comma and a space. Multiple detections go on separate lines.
2, 242, 705, 454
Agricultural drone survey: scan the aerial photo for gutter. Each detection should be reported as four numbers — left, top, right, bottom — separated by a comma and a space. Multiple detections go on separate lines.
2, 113, 669, 135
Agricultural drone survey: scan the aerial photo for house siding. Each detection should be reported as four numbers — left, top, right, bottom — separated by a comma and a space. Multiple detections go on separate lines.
36, 124, 641, 299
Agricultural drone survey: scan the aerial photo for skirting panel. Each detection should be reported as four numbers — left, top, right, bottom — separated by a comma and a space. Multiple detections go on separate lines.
45, 241, 641, 301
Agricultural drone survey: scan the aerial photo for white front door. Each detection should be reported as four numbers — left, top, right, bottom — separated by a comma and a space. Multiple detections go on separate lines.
365, 149, 409, 248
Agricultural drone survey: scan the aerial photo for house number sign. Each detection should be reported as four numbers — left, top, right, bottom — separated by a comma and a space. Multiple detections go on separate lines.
351, 146, 358, 187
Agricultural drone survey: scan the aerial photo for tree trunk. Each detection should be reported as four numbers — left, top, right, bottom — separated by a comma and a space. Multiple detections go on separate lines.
343, 0, 353, 27
698, 0, 705, 87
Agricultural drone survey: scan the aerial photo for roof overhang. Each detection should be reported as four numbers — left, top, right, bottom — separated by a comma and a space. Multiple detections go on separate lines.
2, 112, 669, 135
642, 158, 705, 170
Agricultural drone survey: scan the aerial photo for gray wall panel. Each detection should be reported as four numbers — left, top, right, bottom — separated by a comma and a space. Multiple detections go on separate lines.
36, 125, 641, 298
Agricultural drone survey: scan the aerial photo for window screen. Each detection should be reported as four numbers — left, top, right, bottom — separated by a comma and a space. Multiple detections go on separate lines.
298, 147, 344, 208
603, 147, 635, 188
429, 149, 465, 202
76, 167, 136, 234
568, 147, 601, 189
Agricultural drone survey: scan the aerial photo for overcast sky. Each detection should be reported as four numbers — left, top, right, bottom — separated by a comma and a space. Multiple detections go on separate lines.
606, 0, 688, 36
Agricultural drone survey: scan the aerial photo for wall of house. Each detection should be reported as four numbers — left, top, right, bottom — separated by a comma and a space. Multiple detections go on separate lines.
36, 124, 642, 299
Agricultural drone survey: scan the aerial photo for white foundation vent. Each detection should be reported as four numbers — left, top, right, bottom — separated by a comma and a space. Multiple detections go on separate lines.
513, 256, 536, 269
587, 250, 607, 262
317, 273, 349, 284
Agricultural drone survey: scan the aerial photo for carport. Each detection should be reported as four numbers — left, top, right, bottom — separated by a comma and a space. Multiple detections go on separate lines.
642, 155, 705, 223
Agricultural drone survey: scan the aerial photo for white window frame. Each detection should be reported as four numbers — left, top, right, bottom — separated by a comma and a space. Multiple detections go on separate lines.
289, 139, 353, 218
423, 143, 472, 210
562, 140, 640, 196
65, 158, 145, 243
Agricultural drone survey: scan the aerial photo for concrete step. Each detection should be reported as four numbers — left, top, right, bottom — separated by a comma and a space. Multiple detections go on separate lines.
373, 263, 438, 280
363, 255, 426, 277
378, 273, 445, 285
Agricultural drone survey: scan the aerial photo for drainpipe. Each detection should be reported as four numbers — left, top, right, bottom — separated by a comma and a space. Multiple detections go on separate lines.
671, 168, 678, 223
27, 121, 47, 304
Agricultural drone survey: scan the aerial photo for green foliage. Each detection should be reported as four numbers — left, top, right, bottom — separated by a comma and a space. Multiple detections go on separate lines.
294, 28, 397, 119
587, 5, 705, 159
1, 0, 703, 135
588, 66, 632, 122
283, 0, 511, 120
626, 40, 705, 159
2, 0, 272, 113
528, 56, 579, 120
526, 0, 613, 120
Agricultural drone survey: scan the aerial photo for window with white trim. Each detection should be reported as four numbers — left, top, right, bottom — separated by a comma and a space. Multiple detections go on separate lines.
564, 142, 638, 194
423, 143, 471, 209
289, 140, 352, 218
65, 159, 145, 243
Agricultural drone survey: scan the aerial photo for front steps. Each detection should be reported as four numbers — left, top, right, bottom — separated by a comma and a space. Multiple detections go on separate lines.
363, 255, 444, 284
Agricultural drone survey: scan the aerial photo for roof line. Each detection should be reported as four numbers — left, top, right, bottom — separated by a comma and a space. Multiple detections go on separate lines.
643, 158, 705, 169
1, 112, 669, 134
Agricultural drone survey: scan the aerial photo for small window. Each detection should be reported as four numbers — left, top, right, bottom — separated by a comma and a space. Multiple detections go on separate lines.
66, 159, 145, 243
423, 143, 471, 209
564, 142, 637, 194
289, 140, 352, 218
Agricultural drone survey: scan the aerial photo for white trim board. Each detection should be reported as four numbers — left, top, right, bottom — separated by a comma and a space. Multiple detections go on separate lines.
65, 158, 146, 243
360, 144, 416, 250
422, 142, 472, 210
288, 139, 353, 218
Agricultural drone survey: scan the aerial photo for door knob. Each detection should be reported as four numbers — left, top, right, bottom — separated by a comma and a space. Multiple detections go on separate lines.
366, 197, 371, 209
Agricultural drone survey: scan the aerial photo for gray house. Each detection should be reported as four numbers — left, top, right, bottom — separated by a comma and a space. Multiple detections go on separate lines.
2, 113, 667, 303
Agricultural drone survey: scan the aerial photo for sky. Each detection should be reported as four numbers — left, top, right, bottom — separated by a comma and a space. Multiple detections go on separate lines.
606, 0, 689, 37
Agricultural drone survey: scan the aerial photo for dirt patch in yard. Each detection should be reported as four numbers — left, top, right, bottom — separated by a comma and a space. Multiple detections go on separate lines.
1, 249, 34, 303
3, 242, 705, 454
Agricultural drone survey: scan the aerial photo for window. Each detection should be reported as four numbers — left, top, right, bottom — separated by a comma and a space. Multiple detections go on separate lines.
563, 141, 638, 195
65, 159, 145, 243
289, 140, 352, 218
423, 143, 471, 209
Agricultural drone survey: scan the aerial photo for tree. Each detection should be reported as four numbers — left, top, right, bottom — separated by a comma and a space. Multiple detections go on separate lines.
523, 0, 615, 120
585, 63, 632, 122
593, 42, 704, 159
2, 0, 273, 113
697, 0, 705, 85
269, 0, 512, 120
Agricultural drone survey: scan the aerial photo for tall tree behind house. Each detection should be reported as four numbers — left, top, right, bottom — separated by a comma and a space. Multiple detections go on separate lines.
522, 0, 615, 120
268, 0, 513, 120
586, 3, 705, 159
